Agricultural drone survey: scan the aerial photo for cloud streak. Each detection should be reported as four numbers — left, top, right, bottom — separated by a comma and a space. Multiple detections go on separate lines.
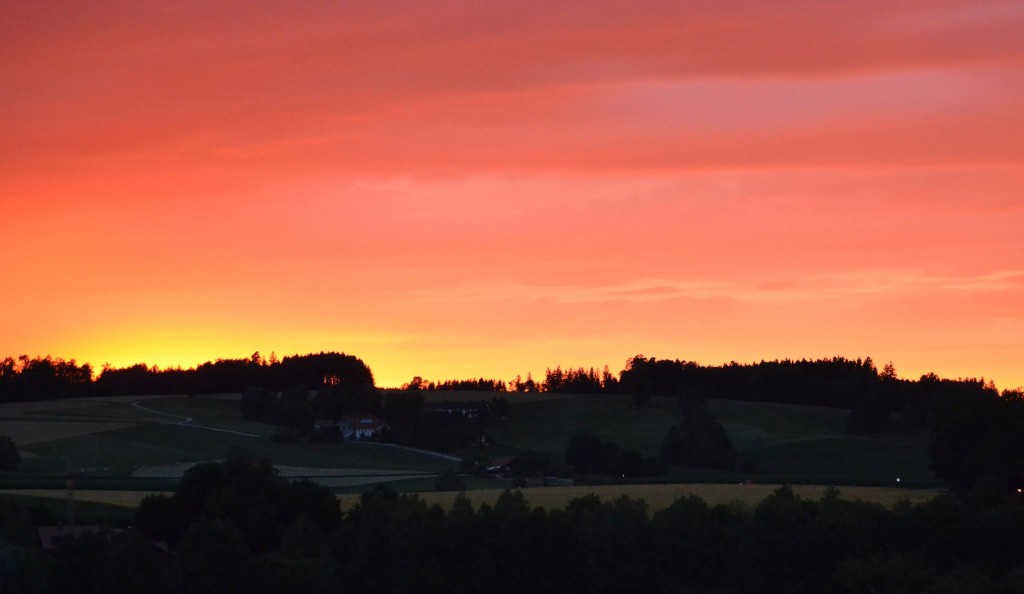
413, 269, 1024, 310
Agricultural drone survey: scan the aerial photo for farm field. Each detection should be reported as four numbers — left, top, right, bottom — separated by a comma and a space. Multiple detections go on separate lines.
7, 482, 942, 513
338, 482, 943, 513
485, 393, 681, 462
2, 489, 169, 508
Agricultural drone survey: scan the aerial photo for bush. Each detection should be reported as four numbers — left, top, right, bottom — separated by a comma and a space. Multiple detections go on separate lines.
661, 414, 735, 470
0, 435, 20, 471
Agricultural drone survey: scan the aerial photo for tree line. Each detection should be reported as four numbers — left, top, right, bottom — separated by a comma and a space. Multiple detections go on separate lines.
3, 455, 1024, 593
0, 352, 373, 401
402, 366, 619, 394
5, 351, 1012, 413
403, 355, 1015, 415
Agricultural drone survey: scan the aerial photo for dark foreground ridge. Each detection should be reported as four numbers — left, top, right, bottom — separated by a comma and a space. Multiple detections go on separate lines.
3, 455, 1024, 594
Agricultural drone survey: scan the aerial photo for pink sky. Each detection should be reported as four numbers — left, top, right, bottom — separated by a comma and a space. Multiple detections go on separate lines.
2, 1, 1022, 389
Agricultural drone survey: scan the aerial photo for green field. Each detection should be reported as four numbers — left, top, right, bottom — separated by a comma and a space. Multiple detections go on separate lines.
339, 483, 942, 513
485, 394, 681, 460
483, 394, 937, 486
711, 399, 934, 485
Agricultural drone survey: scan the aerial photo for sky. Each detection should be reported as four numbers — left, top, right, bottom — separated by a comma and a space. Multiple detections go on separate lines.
2, 1, 1022, 390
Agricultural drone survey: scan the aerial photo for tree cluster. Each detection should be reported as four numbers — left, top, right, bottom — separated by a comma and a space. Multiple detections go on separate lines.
564, 430, 664, 478
660, 414, 736, 470
540, 365, 619, 394
619, 355, 887, 408
563, 419, 734, 480
232, 354, 381, 434
134, 452, 341, 555
89, 352, 374, 397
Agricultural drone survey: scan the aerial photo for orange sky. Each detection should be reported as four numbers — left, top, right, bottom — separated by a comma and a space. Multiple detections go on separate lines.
2, 1, 1022, 389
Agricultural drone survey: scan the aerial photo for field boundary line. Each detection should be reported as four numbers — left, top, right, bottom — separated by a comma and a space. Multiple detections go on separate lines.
364, 442, 462, 462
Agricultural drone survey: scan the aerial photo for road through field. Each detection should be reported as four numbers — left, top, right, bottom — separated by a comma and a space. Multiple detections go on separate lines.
131, 399, 260, 437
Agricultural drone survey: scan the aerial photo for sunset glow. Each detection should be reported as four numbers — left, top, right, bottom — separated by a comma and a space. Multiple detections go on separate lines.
2, 1, 1022, 389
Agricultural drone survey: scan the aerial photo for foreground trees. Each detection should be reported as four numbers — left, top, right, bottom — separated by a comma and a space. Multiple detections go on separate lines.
5, 478, 1024, 593
136, 454, 341, 554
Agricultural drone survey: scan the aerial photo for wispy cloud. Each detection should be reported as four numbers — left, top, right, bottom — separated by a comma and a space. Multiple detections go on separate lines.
416, 270, 1024, 307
